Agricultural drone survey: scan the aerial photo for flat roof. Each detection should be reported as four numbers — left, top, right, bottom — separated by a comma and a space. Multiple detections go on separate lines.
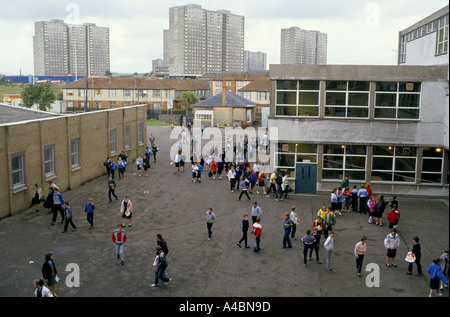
0, 103, 61, 125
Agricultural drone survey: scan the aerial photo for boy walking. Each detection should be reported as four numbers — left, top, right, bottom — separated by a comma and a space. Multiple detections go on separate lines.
206, 208, 216, 241
61, 202, 77, 233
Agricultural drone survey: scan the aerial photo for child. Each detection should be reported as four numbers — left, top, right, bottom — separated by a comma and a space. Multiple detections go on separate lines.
309, 227, 321, 263
427, 258, 448, 297
62, 201, 77, 233
387, 206, 398, 229
237, 213, 250, 248
406, 236, 422, 276
112, 224, 127, 265
343, 187, 351, 211
192, 162, 199, 183
135, 155, 143, 176
368, 196, 376, 224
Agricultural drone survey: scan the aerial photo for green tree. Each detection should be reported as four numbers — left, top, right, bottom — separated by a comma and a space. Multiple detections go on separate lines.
177, 91, 199, 110
21, 81, 55, 111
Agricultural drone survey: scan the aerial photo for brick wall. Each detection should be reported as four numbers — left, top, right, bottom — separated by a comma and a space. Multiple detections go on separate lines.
0, 105, 147, 218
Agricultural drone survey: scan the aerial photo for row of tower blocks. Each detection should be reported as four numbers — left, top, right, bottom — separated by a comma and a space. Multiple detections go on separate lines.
33, 4, 328, 77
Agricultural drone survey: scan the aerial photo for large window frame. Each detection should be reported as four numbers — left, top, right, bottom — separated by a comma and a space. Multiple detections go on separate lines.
374, 82, 421, 120
275, 80, 320, 117
437, 14, 449, 55
324, 81, 370, 118
322, 145, 367, 181
421, 147, 445, 184
274, 143, 318, 179
70, 139, 81, 169
371, 146, 417, 183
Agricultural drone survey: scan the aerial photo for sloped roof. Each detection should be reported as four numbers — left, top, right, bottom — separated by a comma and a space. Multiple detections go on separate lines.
193, 90, 255, 108
64, 77, 209, 91
237, 78, 270, 92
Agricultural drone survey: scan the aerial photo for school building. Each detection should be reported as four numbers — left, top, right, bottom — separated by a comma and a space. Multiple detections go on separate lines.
267, 64, 449, 196
0, 104, 147, 218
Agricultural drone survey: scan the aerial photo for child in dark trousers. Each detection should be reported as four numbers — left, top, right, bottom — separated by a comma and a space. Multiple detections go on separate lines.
407, 236, 422, 276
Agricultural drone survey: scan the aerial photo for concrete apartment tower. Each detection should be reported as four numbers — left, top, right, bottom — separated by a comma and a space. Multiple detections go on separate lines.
280, 27, 327, 65
164, 4, 244, 77
34, 19, 110, 77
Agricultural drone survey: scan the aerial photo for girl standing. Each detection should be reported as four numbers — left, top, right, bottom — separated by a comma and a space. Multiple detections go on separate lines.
32, 184, 44, 212
120, 195, 133, 227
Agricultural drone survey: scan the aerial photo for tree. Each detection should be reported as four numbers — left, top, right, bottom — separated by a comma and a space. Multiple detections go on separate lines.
21, 81, 55, 111
177, 92, 199, 110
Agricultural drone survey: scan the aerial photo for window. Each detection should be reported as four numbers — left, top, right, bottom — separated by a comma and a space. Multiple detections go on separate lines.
66, 89, 74, 96
375, 82, 421, 120
138, 123, 144, 145
437, 14, 449, 55
110, 129, 117, 154
275, 80, 320, 117
109, 89, 116, 98
94, 89, 101, 97
70, 139, 80, 168
123, 90, 131, 98
257, 91, 269, 101
371, 146, 416, 183
421, 147, 444, 184
325, 81, 369, 118
125, 126, 131, 149
12, 153, 26, 189
274, 143, 318, 179
322, 145, 366, 181
44, 145, 56, 178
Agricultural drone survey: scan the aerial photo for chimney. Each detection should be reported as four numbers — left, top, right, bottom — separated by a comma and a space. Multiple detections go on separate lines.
222, 87, 226, 106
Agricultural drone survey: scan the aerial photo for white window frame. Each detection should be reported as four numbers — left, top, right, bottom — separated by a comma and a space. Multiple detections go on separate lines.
125, 126, 132, 149
44, 145, 56, 178
11, 153, 26, 189
110, 129, 117, 155
70, 139, 81, 169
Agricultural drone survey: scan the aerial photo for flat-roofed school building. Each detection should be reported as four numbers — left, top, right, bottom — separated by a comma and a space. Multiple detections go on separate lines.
268, 64, 449, 196
0, 104, 147, 218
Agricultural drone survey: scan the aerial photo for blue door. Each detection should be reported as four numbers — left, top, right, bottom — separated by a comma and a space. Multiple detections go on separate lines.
295, 163, 317, 194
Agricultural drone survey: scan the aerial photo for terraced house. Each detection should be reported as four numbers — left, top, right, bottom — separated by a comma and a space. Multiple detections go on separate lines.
62, 77, 210, 110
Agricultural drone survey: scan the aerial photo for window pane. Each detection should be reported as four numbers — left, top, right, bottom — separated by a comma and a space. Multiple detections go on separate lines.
397, 109, 419, 119
278, 143, 296, 153
372, 157, 393, 170
325, 107, 346, 117
347, 107, 368, 118
376, 82, 397, 92
297, 154, 317, 163
277, 154, 295, 167
324, 145, 345, 155
345, 156, 366, 169
323, 155, 344, 168
348, 81, 370, 91
297, 144, 317, 154
277, 91, 296, 104
375, 108, 396, 118
299, 80, 319, 90
298, 92, 319, 105
371, 171, 393, 182
373, 146, 394, 156
395, 146, 416, 157
346, 145, 366, 155
421, 173, 442, 184
422, 158, 442, 172
322, 169, 342, 180
395, 157, 416, 171
399, 94, 420, 107
297, 106, 318, 116
394, 172, 415, 182
348, 93, 369, 107
399, 82, 421, 92
423, 147, 444, 158
326, 92, 346, 105
276, 106, 296, 116
375, 94, 396, 107
277, 80, 297, 90
345, 170, 365, 181
326, 81, 347, 90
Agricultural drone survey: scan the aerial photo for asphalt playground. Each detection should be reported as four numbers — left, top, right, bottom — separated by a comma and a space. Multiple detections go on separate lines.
0, 125, 448, 305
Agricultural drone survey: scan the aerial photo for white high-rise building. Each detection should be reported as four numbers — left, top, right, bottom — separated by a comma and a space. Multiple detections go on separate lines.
280, 27, 327, 65
34, 19, 110, 77
164, 4, 244, 77
244, 51, 267, 72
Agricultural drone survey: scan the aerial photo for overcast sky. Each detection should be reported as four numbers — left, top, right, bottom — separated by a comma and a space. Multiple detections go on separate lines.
0, 0, 448, 75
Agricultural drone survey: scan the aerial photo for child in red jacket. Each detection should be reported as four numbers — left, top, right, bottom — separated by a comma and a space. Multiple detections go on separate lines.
387, 206, 400, 229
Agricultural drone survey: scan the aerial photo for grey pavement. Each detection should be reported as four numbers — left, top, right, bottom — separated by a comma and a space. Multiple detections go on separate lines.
0, 125, 449, 300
